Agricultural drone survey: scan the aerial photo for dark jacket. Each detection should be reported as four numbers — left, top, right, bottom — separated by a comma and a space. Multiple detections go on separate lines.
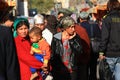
0, 25, 20, 80
75, 24, 91, 64
50, 32, 83, 71
80, 20, 101, 39
80, 21, 91, 38
99, 10, 120, 57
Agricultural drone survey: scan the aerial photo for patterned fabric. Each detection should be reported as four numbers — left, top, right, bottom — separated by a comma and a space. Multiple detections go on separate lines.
62, 39, 72, 72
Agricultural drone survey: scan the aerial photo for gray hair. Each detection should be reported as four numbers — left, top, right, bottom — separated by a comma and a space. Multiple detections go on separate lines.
61, 16, 75, 29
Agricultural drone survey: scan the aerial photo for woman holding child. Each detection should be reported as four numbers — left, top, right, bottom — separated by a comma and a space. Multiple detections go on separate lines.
13, 18, 43, 80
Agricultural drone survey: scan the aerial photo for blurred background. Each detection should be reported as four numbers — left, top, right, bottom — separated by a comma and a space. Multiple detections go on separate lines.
1, 0, 111, 16
1, 0, 120, 27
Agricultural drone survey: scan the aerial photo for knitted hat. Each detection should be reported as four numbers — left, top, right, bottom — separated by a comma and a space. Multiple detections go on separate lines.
34, 14, 44, 24
79, 11, 89, 19
61, 16, 75, 29
13, 18, 29, 37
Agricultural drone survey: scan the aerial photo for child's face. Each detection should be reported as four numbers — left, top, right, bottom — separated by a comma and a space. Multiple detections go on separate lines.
29, 32, 41, 43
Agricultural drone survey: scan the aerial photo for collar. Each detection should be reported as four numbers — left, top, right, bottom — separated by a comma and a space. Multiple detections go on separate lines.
38, 38, 44, 43
17, 35, 29, 42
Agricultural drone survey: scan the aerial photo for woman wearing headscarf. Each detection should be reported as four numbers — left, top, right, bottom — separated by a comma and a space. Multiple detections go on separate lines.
13, 18, 43, 80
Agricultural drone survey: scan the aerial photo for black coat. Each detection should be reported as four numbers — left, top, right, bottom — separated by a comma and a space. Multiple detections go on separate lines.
0, 25, 20, 80
99, 10, 120, 57
50, 32, 83, 80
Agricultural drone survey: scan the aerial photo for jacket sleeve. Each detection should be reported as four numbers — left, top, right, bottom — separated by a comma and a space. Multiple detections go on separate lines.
6, 28, 20, 80
69, 34, 83, 54
40, 41, 51, 64
99, 17, 111, 53
50, 37, 56, 60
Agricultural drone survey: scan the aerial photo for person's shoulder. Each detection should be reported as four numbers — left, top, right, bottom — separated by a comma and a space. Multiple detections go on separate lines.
102, 11, 114, 20
0, 25, 12, 35
0, 25, 11, 31
75, 24, 87, 33
43, 28, 52, 34
39, 38, 50, 46
43, 28, 53, 37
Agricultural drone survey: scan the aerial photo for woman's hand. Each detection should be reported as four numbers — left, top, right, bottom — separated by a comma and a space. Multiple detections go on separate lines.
41, 65, 48, 74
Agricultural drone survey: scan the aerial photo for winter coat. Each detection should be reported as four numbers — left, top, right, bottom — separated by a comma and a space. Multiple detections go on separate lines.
15, 35, 43, 80
99, 10, 120, 57
0, 25, 20, 80
75, 24, 91, 64
50, 32, 83, 72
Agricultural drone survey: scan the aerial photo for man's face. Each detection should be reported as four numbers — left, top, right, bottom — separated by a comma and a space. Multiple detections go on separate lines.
65, 24, 75, 36
5, 20, 14, 27
35, 23, 45, 30
57, 13, 64, 21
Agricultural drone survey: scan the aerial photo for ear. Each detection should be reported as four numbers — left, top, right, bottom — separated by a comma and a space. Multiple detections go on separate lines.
38, 35, 42, 40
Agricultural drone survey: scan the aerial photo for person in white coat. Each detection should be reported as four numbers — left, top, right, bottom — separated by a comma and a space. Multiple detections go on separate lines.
34, 14, 53, 45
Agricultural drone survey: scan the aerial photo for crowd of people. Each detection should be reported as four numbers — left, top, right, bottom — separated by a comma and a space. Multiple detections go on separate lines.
1, 0, 120, 80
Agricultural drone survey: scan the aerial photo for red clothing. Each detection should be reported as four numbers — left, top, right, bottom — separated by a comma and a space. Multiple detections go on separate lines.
75, 24, 91, 64
15, 36, 43, 80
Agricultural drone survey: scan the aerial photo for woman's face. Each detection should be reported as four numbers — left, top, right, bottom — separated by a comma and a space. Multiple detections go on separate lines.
16, 25, 29, 38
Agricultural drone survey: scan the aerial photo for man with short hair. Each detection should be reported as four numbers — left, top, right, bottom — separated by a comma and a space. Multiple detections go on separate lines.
1, 13, 15, 27
0, 1, 20, 80
99, 0, 120, 80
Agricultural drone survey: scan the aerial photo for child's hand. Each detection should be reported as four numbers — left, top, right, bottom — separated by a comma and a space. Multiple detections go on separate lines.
41, 65, 48, 74
30, 72, 38, 80
30, 50, 34, 55
43, 63, 48, 68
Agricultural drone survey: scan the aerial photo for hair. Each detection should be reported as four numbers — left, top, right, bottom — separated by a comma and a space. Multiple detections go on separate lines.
107, 0, 120, 11
16, 20, 29, 30
61, 16, 75, 29
46, 15, 58, 34
2, 13, 15, 23
0, 1, 14, 24
58, 12, 63, 15
29, 27, 42, 37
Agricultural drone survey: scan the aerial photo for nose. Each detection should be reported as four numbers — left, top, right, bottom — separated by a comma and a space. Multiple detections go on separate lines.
72, 27, 75, 31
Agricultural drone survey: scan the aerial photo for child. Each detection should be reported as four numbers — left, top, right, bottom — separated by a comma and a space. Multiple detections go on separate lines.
29, 27, 51, 80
